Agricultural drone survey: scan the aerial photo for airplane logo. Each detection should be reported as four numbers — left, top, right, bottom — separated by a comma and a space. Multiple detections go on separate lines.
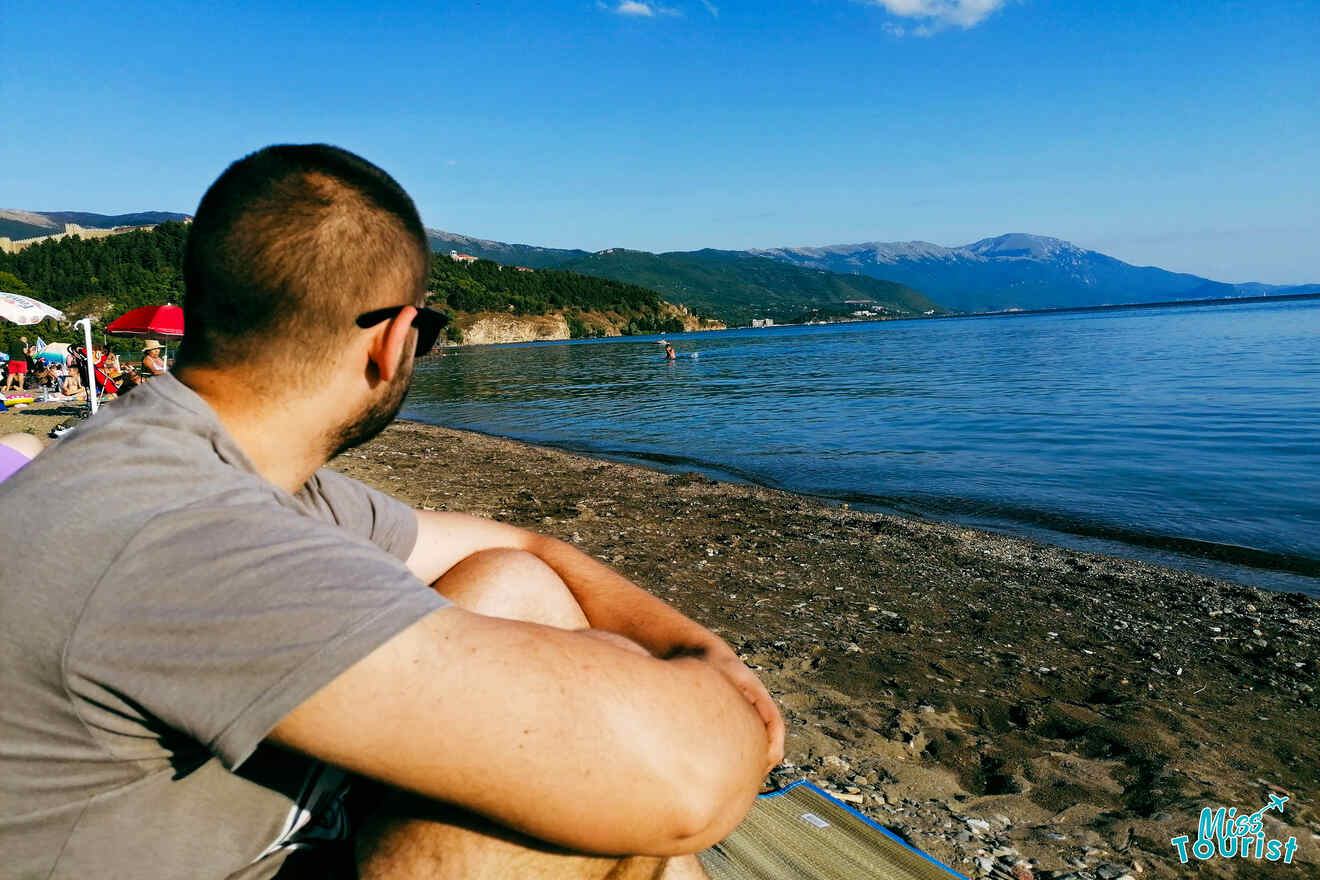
1242, 793, 1289, 827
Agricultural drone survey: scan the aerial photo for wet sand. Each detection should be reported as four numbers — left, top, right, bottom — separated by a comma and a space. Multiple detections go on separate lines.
5, 402, 1317, 878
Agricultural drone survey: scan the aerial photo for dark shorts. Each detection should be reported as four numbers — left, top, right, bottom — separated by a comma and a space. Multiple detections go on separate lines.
7, 360, 27, 375
271, 779, 384, 880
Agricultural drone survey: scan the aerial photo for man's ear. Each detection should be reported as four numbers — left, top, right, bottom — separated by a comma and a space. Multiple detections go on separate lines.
367, 306, 416, 383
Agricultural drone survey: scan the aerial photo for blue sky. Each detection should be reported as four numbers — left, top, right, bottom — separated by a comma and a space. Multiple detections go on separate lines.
2, 0, 1316, 282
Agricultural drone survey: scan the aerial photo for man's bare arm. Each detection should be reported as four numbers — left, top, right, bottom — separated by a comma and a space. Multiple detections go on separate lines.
407, 511, 719, 654
268, 607, 768, 856
405, 511, 785, 769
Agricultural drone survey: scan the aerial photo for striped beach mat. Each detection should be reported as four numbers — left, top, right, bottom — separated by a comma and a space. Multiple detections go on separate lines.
700, 781, 968, 880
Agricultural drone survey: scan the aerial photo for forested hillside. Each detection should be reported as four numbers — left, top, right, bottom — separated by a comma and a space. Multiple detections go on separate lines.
1, 222, 189, 313
0, 223, 188, 355
426, 255, 717, 339
0, 222, 713, 353
553, 248, 949, 325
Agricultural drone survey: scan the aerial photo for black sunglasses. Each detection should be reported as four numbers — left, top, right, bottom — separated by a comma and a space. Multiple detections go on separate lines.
355, 305, 450, 356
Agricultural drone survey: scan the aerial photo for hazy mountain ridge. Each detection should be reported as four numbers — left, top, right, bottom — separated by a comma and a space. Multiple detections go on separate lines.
38, 210, 191, 228
0, 209, 191, 243
751, 233, 1315, 313
425, 228, 590, 269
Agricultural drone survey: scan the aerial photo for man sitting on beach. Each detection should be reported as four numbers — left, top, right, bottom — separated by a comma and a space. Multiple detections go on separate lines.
58, 364, 83, 398
0, 144, 782, 880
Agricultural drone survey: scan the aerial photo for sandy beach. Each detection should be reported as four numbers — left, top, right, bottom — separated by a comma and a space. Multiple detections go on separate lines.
4, 402, 1317, 878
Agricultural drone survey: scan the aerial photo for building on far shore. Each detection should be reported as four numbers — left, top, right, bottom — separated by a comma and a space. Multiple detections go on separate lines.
751, 318, 775, 328
449, 251, 479, 264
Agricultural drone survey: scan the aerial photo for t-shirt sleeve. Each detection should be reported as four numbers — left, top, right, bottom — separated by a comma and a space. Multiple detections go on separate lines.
297, 468, 419, 561
65, 502, 450, 770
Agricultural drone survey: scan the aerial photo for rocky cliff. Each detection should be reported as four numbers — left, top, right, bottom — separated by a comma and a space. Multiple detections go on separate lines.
457, 312, 571, 345
451, 306, 725, 346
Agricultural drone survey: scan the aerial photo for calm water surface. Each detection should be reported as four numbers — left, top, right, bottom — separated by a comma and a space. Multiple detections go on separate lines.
403, 298, 1320, 594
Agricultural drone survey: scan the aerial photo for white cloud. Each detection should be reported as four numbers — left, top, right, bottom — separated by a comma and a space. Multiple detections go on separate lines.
616, 0, 655, 15
700, 0, 719, 17
868, 0, 1006, 32
601, 0, 681, 17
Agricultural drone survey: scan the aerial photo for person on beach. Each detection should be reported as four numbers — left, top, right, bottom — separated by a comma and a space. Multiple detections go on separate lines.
142, 339, 167, 375
33, 357, 59, 392
4, 336, 30, 392
50, 357, 71, 394
59, 365, 83, 398
103, 349, 122, 384
0, 144, 782, 880
116, 363, 143, 394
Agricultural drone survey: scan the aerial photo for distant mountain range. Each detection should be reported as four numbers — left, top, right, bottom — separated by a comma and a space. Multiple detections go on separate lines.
752, 233, 1320, 313
425, 229, 589, 269
10, 212, 1317, 322
429, 228, 1319, 320
0, 210, 191, 242
551, 248, 945, 324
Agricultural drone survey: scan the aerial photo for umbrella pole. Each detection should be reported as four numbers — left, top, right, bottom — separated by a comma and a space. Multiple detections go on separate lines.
74, 318, 99, 415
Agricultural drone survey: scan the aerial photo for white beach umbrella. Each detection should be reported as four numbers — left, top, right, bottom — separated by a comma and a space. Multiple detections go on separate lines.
0, 291, 65, 325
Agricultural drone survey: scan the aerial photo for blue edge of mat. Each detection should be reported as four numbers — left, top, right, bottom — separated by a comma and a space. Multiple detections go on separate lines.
762, 781, 971, 880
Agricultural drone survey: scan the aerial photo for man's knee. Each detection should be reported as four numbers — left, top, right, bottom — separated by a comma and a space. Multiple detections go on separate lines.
0, 433, 43, 460
434, 548, 589, 630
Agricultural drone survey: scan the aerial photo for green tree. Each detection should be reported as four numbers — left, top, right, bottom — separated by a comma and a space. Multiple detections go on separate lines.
0, 270, 35, 297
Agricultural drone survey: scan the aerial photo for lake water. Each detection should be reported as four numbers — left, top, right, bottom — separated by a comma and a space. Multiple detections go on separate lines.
402, 297, 1320, 595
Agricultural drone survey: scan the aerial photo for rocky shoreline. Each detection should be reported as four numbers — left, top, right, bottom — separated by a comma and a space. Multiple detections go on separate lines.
447, 305, 725, 346
333, 420, 1318, 880
4, 403, 1316, 878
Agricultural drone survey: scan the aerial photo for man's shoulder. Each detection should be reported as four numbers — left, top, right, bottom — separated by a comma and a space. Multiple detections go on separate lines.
0, 389, 276, 573
12, 397, 255, 505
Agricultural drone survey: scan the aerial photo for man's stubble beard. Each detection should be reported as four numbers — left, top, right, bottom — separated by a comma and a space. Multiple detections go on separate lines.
327, 360, 414, 460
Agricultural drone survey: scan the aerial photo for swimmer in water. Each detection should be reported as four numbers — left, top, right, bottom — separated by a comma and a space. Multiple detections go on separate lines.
664, 344, 676, 360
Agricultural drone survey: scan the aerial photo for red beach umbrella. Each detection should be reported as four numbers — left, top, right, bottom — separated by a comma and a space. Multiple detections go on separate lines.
106, 304, 185, 338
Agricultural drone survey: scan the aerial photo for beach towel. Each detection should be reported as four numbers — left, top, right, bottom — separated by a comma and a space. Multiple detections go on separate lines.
699, 782, 967, 880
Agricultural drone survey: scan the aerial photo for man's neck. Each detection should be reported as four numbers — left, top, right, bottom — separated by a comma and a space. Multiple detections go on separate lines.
174, 366, 331, 495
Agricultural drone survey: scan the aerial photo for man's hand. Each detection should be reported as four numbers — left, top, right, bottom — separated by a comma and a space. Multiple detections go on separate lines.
704, 644, 785, 775
600, 630, 784, 775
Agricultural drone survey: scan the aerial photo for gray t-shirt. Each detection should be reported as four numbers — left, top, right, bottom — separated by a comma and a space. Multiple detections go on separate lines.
0, 374, 449, 879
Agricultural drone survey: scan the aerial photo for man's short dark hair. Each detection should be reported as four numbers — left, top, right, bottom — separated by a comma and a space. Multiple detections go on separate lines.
176, 144, 429, 372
